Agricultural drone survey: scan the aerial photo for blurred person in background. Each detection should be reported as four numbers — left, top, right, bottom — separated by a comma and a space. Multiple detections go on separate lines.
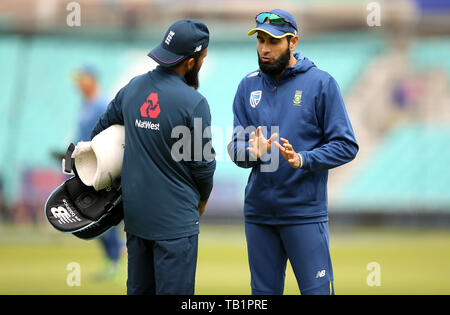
0, 173, 8, 222
228, 9, 358, 295
90, 19, 215, 295
74, 66, 125, 281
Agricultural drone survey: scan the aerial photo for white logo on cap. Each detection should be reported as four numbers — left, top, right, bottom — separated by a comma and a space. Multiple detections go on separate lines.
165, 30, 175, 45
194, 45, 202, 52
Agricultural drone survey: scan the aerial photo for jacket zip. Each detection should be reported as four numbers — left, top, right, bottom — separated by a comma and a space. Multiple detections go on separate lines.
270, 80, 278, 217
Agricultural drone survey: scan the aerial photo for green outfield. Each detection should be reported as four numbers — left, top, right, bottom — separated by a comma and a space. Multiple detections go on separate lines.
1, 223, 450, 295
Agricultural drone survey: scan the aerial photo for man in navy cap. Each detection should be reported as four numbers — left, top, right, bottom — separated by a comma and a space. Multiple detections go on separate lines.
91, 19, 216, 295
228, 9, 358, 294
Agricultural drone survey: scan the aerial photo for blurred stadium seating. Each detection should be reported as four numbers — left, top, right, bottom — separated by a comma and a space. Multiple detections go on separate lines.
0, 0, 449, 226
338, 123, 450, 211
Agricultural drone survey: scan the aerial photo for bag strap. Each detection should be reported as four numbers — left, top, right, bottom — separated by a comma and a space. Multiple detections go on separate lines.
63, 143, 79, 177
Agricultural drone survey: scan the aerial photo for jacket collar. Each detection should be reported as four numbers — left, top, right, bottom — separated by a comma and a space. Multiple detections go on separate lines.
154, 65, 187, 83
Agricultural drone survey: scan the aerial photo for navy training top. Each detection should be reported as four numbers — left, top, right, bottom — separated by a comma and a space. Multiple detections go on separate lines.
91, 66, 216, 240
228, 52, 358, 225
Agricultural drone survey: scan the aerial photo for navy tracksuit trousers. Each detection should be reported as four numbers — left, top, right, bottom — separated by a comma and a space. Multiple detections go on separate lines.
126, 233, 198, 295
245, 221, 334, 295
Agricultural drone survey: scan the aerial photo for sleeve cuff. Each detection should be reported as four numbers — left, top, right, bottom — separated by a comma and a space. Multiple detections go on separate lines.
298, 152, 304, 169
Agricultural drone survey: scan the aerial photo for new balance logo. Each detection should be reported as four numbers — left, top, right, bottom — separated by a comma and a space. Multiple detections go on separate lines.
194, 45, 202, 52
165, 30, 175, 45
51, 206, 75, 224
316, 270, 326, 278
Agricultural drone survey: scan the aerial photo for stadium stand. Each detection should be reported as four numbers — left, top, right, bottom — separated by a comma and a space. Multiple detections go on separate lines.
0, 30, 385, 223
0, 0, 448, 225
336, 123, 450, 211
330, 35, 450, 215
0, 36, 129, 214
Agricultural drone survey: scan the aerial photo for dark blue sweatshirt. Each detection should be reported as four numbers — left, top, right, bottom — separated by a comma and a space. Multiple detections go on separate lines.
227, 52, 358, 224
91, 66, 216, 240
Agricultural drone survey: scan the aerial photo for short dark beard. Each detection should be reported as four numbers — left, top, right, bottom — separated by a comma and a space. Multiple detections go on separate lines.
258, 46, 291, 77
185, 56, 200, 90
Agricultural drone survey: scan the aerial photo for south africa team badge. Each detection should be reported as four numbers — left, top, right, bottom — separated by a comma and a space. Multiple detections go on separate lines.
250, 90, 262, 108
293, 90, 302, 106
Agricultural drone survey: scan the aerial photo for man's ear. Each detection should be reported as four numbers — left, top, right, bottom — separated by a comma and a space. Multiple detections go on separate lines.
289, 35, 299, 52
185, 57, 195, 72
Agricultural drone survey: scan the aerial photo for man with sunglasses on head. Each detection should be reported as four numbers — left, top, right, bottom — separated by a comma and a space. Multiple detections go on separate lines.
228, 9, 358, 295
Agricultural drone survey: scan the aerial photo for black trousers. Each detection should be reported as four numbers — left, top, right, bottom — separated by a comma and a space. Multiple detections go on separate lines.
126, 233, 198, 295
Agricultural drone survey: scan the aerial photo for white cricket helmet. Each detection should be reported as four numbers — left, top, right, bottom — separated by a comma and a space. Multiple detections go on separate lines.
73, 124, 125, 191
46, 126, 125, 240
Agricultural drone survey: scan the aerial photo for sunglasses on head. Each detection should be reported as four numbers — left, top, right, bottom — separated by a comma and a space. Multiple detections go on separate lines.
255, 12, 297, 31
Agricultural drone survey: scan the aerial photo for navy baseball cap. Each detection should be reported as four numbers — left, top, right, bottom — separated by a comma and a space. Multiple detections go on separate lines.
248, 9, 298, 38
148, 19, 209, 67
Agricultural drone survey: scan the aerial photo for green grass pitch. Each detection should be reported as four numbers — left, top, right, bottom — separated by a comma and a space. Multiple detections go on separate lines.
1, 223, 450, 295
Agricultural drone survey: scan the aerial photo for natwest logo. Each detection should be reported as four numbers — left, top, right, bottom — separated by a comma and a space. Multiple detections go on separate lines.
140, 92, 161, 119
